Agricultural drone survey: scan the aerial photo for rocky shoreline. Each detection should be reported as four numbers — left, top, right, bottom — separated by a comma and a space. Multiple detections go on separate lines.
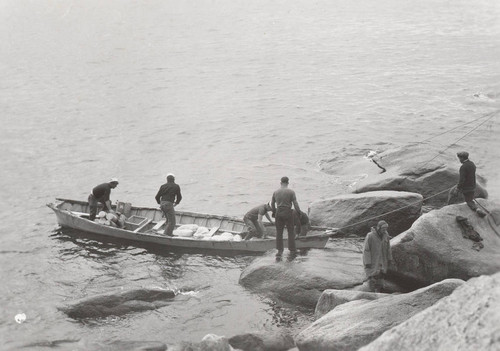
53, 145, 499, 350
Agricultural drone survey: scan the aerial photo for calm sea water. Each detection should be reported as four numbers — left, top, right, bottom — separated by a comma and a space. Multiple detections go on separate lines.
1, 0, 499, 349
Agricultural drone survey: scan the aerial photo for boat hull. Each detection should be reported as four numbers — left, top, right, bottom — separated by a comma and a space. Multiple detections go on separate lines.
48, 200, 331, 253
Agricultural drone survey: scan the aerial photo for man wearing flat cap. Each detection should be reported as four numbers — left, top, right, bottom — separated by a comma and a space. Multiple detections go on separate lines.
155, 173, 182, 235
450, 151, 486, 217
88, 178, 119, 221
271, 176, 302, 257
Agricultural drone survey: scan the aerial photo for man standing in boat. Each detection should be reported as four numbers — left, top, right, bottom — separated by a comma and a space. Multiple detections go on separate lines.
155, 173, 182, 236
271, 176, 302, 257
243, 203, 274, 240
88, 178, 119, 221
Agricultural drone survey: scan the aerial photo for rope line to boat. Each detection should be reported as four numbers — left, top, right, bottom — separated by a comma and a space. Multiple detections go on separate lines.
330, 111, 498, 234
416, 109, 499, 144
392, 110, 498, 186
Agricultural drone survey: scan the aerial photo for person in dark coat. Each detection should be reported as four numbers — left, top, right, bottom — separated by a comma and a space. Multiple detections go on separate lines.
449, 151, 486, 217
88, 178, 119, 221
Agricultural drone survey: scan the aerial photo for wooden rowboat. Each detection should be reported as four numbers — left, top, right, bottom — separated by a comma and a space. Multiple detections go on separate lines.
47, 198, 333, 254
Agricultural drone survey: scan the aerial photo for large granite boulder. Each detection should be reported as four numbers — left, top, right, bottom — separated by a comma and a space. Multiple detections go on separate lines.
314, 290, 389, 319
389, 199, 500, 287
295, 279, 464, 351
348, 144, 488, 208
239, 245, 364, 309
309, 191, 423, 237
359, 273, 500, 351
59, 288, 175, 319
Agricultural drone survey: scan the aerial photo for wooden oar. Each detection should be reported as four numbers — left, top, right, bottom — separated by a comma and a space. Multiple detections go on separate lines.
208, 227, 220, 237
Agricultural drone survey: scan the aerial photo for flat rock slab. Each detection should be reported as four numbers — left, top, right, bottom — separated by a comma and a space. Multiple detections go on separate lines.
239, 241, 365, 309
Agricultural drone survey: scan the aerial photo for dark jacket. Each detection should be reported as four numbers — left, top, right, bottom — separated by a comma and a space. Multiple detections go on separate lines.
155, 182, 182, 205
92, 183, 112, 202
457, 159, 476, 192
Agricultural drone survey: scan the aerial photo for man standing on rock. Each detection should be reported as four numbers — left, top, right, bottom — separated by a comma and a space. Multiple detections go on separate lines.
155, 173, 182, 236
271, 176, 302, 258
363, 220, 393, 292
449, 151, 486, 217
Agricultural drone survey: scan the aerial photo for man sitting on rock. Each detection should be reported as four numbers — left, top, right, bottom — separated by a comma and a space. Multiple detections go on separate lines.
363, 220, 394, 292
449, 151, 486, 218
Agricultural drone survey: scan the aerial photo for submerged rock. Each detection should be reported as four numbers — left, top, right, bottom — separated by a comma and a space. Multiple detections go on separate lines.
228, 331, 294, 351
309, 191, 422, 236
295, 279, 464, 351
59, 288, 175, 319
390, 199, 500, 287
360, 273, 500, 351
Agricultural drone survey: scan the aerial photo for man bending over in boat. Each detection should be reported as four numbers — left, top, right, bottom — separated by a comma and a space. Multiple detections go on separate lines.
88, 178, 119, 221
155, 173, 182, 236
243, 203, 274, 240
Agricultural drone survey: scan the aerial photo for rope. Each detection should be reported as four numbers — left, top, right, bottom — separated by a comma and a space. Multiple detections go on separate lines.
397, 111, 499, 184
335, 110, 499, 234
416, 109, 499, 144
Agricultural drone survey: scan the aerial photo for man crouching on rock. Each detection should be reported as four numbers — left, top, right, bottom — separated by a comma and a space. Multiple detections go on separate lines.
363, 220, 394, 292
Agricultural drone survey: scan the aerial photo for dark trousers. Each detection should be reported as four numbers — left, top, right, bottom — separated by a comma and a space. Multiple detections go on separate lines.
160, 201, 176, 235
88, 194, 109, 221
463, 190, 478, 211
275, 207, 296, 252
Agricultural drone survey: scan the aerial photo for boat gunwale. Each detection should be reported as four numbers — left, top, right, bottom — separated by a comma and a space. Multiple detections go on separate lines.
52, 198, 336, 234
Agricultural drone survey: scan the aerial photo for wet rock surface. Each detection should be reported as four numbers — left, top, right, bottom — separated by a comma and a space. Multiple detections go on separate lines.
59, 288, 175, 319
239, 241, 365, 309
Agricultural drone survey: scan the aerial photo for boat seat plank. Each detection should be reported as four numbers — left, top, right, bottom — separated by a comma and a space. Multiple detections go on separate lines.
134, 219, 153, 233
152, 219, 166, 231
